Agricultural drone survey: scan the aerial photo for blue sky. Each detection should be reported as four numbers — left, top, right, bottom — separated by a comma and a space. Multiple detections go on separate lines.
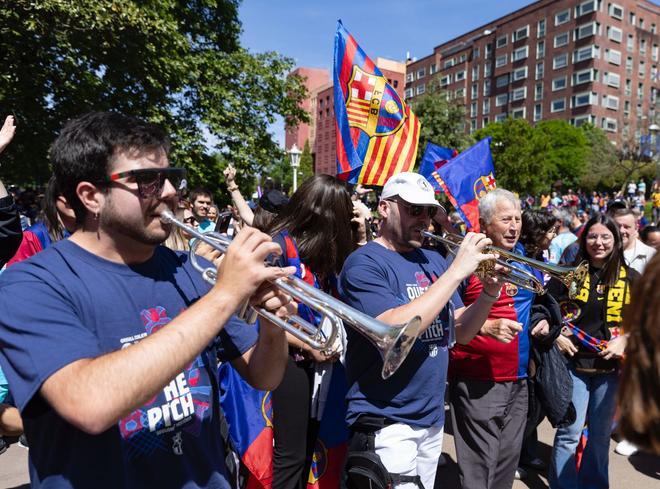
237, 0, 658, 146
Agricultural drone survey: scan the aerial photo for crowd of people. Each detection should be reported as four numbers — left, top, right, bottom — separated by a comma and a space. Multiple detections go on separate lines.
0, 111, 659, 489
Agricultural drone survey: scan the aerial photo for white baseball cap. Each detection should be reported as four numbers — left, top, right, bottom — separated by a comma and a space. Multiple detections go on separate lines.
380, 172, 442, 208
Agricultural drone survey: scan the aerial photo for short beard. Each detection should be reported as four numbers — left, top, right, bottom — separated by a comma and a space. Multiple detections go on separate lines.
100, 202, 171, 246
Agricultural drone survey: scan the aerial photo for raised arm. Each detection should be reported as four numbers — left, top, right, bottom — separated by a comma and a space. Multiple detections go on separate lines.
224, 164, 255, 226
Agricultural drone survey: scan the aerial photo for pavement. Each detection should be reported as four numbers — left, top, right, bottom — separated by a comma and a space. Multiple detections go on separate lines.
1, 418, 658, 488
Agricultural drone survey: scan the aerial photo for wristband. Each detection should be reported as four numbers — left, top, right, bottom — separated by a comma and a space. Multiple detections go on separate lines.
227, 185, 239, 192
481, 288, 500, 301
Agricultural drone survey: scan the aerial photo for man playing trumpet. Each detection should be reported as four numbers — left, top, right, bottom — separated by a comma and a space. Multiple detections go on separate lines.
0, 112, 294, 489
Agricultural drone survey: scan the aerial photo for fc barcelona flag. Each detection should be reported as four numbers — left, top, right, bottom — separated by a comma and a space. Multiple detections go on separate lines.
334, 21, 420, 185
418, 142, 458, 193
434, 137, 496, 232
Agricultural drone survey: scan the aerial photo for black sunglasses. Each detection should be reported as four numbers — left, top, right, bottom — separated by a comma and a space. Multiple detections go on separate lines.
388, 199, 439, 218
104, 168, 187, 199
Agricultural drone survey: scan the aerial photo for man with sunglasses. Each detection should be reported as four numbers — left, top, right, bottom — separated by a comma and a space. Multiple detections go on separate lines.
340, 172, 505, 489
0, 112, 294, 489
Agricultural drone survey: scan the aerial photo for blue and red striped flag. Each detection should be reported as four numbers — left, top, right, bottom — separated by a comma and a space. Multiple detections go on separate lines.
334, 21, 420, 185
418, 142, 458, 193
432, 137, 496, 232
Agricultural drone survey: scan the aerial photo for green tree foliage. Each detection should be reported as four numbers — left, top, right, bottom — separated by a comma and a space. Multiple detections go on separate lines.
412, 87, 474, 158
299, 139, 314, 185
579, 123, 620, 189
535, 119, 588, 188
0, 0, 308, 188
473, 118, 550, 195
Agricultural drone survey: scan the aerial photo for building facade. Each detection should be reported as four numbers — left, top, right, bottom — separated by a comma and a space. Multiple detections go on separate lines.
404, 0, 660, 146
284, 67, 330, 152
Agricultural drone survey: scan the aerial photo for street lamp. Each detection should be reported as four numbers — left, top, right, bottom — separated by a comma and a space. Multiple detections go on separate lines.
288, 144, 302, 192
650, 123, 660, 180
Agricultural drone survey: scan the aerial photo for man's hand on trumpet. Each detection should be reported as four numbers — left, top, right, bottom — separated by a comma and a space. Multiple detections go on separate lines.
446, 232, 497, 282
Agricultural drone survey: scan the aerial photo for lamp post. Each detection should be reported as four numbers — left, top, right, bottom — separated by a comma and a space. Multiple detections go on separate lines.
650, 124, 660, 181
288, 144, 302, 193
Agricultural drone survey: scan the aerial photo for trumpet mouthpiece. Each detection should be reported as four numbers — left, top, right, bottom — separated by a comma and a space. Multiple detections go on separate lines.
160, 209, 175, 224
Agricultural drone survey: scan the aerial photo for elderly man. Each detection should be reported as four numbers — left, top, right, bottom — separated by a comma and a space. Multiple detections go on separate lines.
612, 208, 656, 274
449, 188, 539, 489
339, 172, 504, 489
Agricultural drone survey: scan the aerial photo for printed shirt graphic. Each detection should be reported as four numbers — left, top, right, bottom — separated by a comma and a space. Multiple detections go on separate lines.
449, 244, 535, 382
339, 242, 462, 428
0, 240, 257, 489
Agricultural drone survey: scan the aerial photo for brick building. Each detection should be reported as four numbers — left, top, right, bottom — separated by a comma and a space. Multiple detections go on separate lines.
284, 67, 330, 152
404, 0, 660, 146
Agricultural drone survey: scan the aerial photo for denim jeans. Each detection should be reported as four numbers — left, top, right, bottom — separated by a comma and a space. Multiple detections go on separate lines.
549, 368, 618, 489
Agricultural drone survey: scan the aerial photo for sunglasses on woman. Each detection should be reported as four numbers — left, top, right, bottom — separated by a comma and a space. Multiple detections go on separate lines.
103, 168, 187, 199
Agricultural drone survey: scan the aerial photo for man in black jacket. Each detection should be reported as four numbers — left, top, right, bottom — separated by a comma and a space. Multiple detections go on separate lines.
0, 115, 21, 267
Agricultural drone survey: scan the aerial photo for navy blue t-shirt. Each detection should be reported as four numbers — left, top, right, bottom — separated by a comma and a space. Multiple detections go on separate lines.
338, 241, 462, 428
0, 240, 257, 489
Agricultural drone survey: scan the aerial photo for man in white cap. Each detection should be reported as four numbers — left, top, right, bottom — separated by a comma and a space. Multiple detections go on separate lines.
339, 172, 504, 489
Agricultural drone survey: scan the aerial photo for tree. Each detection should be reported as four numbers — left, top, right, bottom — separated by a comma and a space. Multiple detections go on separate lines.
411, 86, 474, 158
0, 1, 308, 188
299, 139, 314, 185
579, 123, 620, 190
535, 119, 589, 189
473, 118, 551, 195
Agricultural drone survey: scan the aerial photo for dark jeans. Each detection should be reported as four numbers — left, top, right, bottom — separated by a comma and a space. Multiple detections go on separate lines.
272, 356, 320, 489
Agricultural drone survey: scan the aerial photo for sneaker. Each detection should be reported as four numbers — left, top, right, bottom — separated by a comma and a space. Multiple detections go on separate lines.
18, 434, 28, 449
0, 438, 7, 456
514, 467, 528, 480
615, 439, 638, 456
521, 457, 547, 471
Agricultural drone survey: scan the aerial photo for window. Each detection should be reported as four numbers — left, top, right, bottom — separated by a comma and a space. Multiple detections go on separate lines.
572, 68, 596, 85
484, 64, 492, 77
603, 94, 619, 109
535, 82, 543, 101
606, 49, 621, 65
572, 115, 594, 127
552, 76, 568, 91
440, 75, 451, 86
455, 70, 466, 81
553, 53, 568, 69
576, 0, 596, 17
629, 11, 636, 25
430, 64, 438, 75
416, 84, 425, 95
406, 72, 414, 83
496, 93, 509, 106
608, 26, 623, 43
485, 44, 493, 59
653, 44, 658, 62
512, 66, 528, 81
605, 72, 621, 88
554, 32, 569, 48
470, 101, 478, 117
472, 66, 480, 80
534, 103, 542, 121
482, 116, 490, 127
496, 74, 510, 88
512, 46, 529, 62
552, 98, 566, 112
511, 87, 527, 101
483, 98, 491, 115
444, 59, 455, 69
536, 61, 544, 79
512, 107, 526, 119
639, 60, 646, 77
624, 100, 630, 115
555, 10, 570, 26
496, 35, 508, 48
471, 83, 479, 99
576, 22, 598, 40
455, 88, 465, 98
495, 54, 508, 68
473, 47, 480, 59
470, 119, 477, 132
538, 19, 546, 37
572, 91, 595, 107
537, 40, 545, 58
609, 3, 623, 20
495, 113, 508, 122
404, 88, 413, 99
640, 38, 647, 55
626, 56, 633, 74
625, 78, 632, 96
417, 68, 426, 79
603, 117, 617, 132
627, 34, 634, 52
513, 25, 529, 42
459, 53, 467, 63
573, 45, 598, 63
484, 79, 491, 96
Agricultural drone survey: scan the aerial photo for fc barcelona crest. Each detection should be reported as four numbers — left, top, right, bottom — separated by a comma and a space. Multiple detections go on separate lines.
345, 66, 406, 138
473, 172, 497, 199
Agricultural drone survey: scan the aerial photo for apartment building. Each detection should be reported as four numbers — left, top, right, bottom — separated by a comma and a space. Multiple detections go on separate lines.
404, 0, 659, 145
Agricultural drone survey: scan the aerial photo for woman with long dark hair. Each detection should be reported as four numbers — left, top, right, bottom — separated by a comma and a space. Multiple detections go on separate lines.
548, 214, 637, 488
267, 174, 358, 489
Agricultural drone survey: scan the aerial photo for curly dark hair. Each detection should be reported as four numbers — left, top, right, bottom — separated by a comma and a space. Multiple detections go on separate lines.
520, 209, 557, 259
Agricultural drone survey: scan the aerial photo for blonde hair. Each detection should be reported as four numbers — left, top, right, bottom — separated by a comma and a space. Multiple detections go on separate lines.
163, 207, 191, 252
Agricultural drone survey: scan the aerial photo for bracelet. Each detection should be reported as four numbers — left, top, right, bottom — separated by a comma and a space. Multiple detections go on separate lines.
227, 185, 239, 192
481, 288, 500, 301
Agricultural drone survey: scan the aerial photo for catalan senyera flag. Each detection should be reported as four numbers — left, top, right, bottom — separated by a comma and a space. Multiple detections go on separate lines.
334, 21, 420, 185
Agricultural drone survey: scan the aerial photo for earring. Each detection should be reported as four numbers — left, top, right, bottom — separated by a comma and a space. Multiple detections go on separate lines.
94, 212, 99, 220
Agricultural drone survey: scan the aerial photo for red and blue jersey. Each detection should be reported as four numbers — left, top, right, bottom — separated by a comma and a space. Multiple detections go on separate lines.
449, 262, 535, 382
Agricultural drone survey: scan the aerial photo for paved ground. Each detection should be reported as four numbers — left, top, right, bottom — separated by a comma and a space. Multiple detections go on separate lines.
1, 418, 658, 488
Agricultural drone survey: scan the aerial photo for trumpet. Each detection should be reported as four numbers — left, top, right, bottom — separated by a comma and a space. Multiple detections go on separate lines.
422, 231, 588, 298
161, 210, 422, 379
